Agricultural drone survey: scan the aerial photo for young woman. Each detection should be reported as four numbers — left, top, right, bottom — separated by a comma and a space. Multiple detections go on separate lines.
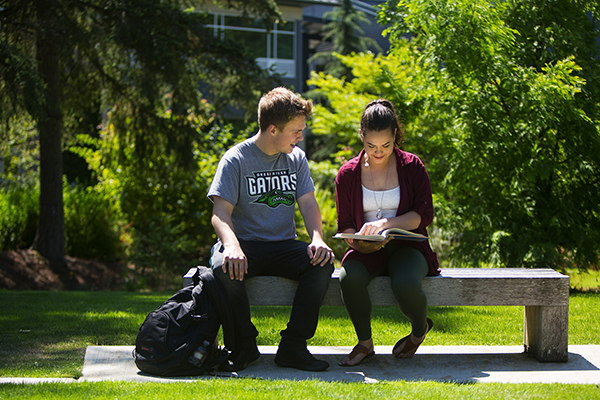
335, 99, 440, 366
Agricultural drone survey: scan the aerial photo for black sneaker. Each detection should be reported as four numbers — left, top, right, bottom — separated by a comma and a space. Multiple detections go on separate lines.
218, 347, 260, 372
274, 346, 329, 371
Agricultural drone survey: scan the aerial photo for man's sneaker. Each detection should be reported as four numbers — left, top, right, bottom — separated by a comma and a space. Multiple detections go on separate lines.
218, 347, 260, 372
274, 346, 329, 371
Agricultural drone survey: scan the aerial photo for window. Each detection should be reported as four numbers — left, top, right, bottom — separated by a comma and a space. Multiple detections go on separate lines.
204, 14, 296, 78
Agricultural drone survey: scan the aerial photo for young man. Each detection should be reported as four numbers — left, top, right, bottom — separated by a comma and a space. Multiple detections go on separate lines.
208, 87, 335, 372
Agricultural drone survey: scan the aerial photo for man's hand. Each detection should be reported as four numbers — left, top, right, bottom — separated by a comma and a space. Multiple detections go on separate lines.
211, 196, 248, 281
297, 191, 335, 267
307, 239, 335, 267
222, 243, 248, 281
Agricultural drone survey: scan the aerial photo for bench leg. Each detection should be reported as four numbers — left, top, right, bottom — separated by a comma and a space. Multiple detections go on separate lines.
524, 305, 568, 362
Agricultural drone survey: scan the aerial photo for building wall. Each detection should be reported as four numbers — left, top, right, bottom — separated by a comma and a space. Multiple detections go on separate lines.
196, 4, 306, 90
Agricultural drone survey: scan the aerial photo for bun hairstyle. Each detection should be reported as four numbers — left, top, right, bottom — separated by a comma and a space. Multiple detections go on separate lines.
360, 99, 404, 148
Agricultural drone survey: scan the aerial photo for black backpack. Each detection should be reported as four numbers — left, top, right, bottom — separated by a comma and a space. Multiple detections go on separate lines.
134, 267, 235, 376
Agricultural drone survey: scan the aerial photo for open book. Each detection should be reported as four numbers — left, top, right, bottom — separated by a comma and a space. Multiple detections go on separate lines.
333, 228, 428, 242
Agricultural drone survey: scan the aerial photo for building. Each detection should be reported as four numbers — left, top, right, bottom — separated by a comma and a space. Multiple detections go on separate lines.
199, 0, 389, 92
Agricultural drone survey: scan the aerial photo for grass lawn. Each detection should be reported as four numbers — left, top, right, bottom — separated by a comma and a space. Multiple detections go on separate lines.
565, 268, 600, 291
0, 277, 599, 398
1, 380, 600, 399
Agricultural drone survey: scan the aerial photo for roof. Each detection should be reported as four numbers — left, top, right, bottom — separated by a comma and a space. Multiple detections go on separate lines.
277, 0, 340, 7
300, 1, 384, 17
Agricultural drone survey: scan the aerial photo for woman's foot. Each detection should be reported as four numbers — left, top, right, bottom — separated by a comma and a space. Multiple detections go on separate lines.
392, 318, 433, 359
339, 339, 375, 366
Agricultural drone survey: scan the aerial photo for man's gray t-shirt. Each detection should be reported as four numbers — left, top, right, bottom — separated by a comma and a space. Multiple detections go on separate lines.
207, 137, 314, 241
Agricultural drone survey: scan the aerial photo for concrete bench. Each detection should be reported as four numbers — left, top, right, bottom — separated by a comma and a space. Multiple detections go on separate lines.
184, 267, 569, 362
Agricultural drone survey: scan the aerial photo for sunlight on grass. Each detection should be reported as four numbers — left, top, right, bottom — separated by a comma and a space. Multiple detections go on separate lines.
568, 292, 600, 345
565, 268, 600, 291
1, 380, 599, 400
1, 291, 597, 379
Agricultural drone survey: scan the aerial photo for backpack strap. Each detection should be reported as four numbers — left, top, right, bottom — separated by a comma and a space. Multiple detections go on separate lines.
196, 266, 236, 351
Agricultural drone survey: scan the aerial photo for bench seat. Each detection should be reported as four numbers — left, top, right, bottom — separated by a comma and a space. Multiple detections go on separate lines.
183, 267, 569, 362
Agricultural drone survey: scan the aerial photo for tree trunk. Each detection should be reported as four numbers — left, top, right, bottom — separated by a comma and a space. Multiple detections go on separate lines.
32, 0, 64, 261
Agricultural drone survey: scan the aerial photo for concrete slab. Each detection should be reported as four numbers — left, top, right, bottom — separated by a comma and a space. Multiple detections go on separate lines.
80, 345, 600, 384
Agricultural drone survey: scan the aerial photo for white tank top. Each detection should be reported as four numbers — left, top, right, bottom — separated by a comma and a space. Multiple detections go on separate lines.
362, 185, 400, 222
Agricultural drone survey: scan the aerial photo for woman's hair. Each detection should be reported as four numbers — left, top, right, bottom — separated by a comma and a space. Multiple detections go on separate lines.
360, 99, 404, 148
258, 87, 312, 132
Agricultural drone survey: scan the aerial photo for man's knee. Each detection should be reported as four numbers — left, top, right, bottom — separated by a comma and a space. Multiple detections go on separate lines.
212, 266, 239, 290
212, 265, 225, 280
313, 262, 334, 286
320, 261, 335, 277
299, 262, 334, 295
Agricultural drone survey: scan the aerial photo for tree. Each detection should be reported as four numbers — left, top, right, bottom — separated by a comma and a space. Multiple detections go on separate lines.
379, 0, 600, 268
309, 0, 382, 78
307, 46, 444, 163
0, 0, 281, 261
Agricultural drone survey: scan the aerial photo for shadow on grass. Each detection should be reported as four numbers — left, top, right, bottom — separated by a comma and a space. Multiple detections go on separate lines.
1, 291, 594, 377
252, 303, 525, 346
0, 291, 168, 377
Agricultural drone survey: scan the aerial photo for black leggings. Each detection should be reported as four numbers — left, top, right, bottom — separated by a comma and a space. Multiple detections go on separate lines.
339, 243, 429, 341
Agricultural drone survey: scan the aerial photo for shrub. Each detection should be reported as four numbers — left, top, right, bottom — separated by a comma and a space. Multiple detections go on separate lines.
0, 184, 39, 250
70, 99, 239, 290
63, 181, 124, 263
294, 161, 348, 258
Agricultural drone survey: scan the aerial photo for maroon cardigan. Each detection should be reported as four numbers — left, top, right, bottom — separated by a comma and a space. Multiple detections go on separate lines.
335, 148, 440, 276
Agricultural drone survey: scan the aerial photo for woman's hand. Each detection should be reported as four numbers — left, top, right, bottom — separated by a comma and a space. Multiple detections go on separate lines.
357, 219, 388, 236
343, 220, 392, 253
347, 237, 392, 254
355, 240, 384, 254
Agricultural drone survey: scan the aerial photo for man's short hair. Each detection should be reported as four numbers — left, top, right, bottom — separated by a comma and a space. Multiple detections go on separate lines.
258, 87, 312, 132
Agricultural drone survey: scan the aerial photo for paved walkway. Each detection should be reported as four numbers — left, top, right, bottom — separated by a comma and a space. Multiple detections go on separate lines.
2, 345, 599, 385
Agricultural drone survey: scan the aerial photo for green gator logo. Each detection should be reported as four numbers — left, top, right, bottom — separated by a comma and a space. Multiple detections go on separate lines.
254, 189, 295, 208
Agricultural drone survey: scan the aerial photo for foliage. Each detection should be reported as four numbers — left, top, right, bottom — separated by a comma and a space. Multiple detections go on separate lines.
306, 47, 451, 256
310, 0, 600, 269
380, 0, 600, 269
0, 184, 38, 251
0, 0, 282, 260
0, 0, 283, 121
71, 98, 241, 289
308, 160, 338, 194
0, 176, 124, 261
307, 46, 448, 168
308, 0, 381, 78
0, 116, 39, 250
0, 120, 119, 258
63, 181, 124, 263
293, 161, 342, 256
0, 116, 39, 185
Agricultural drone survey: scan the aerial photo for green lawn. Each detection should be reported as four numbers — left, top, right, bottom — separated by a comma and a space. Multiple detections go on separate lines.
1, 380, 600, 400
565, 268, 600, 292
0, 288, 598, 399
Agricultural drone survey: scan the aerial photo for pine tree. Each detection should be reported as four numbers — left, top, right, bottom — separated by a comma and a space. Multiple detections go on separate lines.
310, 0, 382, 78
0, 0, 281, 261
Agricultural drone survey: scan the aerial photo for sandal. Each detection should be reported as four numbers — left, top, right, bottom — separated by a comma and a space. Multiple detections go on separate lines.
339, 343, 375, 367
393, 318, 433, 359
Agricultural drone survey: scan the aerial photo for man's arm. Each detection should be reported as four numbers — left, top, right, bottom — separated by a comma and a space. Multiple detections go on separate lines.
297, 191, 335, 266
211, 196, 247, 281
